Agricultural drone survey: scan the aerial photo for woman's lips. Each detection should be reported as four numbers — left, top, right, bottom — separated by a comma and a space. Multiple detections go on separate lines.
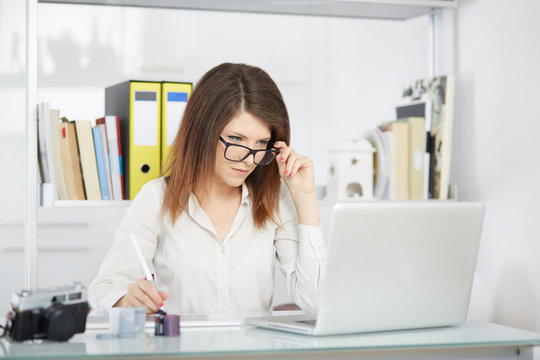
232, 167, 249, 175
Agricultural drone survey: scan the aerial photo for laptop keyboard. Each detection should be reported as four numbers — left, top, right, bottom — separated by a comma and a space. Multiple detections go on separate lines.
295, 319, 317, 325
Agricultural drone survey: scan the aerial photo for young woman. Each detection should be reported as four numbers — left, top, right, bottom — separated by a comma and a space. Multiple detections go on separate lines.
89, 63, 326, 315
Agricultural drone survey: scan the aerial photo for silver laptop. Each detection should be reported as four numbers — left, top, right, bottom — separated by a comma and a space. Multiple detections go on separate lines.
246, 202, 485, 336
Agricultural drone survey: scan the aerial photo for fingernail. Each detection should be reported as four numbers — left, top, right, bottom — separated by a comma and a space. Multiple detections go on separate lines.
284, 170, 289, 175
160, 302, 164, 307
290, 172, 293, 178
281, 157, 285, 161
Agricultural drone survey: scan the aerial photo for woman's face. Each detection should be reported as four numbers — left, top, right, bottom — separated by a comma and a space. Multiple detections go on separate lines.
213, 110, 272, 190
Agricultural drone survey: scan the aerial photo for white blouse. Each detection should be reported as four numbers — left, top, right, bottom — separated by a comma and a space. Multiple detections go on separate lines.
88, 178, 326, 315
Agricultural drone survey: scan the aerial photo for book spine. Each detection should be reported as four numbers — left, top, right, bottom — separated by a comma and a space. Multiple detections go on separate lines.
99, 125, 114, 199
115, 116, 125, 200
50, 109, 70, 200
92, 127, 111, 200
37, 103, 51, 184
67, 122, 86, 200
105, 115, 123, 200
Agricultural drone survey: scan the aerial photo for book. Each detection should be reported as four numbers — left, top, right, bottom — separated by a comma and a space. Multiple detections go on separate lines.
402, 75, 455, 199
49, 108, 70, 200
38, 103, 58, 204
365, 126, 390, 199
74, 120, 101, 200
378, 123, 393, 200
37, 103, 52, 184
390, 121, 409, 200
396, 99, 432, 199
115, 116, 125, 199
92, 125, 111, 200
59, 120, 86, 200
98, 124, 114, 199
404, 117, 426, 200
96, 116, 123, 200
39, 102, 59, 203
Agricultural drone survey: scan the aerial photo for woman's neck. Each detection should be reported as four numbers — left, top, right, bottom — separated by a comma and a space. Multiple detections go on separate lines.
194, 180, 241, 206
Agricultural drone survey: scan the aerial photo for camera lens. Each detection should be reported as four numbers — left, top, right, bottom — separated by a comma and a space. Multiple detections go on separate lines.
43, 303, 78, 341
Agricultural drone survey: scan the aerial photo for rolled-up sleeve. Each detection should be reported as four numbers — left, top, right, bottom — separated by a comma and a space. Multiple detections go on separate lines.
273, 187, 327, 312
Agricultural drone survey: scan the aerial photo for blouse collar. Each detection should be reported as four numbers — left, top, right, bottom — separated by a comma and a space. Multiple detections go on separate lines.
187, 183, 251, 217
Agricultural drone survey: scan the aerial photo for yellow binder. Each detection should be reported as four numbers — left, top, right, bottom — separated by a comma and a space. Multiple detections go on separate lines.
161, 82, 192, 168
105, 81, 161, 200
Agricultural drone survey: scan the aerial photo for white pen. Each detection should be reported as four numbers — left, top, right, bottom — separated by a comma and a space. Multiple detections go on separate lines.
129, 233, 164, 311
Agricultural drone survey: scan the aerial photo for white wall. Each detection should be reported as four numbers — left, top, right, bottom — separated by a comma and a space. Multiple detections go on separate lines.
444, 0, 540, 331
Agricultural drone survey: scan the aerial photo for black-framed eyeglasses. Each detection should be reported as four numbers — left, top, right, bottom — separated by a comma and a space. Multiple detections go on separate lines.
219, 136, 279, 166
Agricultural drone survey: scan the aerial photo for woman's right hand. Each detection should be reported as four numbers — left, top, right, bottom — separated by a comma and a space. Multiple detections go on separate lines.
114, 279, 168, 314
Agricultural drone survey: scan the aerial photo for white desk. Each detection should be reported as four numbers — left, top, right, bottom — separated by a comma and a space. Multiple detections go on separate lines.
1, 320, 539, 359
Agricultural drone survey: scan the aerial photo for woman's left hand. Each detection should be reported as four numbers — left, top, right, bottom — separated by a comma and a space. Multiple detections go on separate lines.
273, 141, 316, 195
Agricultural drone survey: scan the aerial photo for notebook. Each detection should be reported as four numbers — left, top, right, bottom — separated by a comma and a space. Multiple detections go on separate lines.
245, 202, 485, 336
86, 313, 241, 330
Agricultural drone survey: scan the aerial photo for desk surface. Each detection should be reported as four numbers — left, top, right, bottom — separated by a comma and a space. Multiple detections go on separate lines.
2, 320, 540, 359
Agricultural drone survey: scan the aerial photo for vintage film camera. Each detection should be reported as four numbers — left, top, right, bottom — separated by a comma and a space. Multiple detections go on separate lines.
7, 282, 89, 341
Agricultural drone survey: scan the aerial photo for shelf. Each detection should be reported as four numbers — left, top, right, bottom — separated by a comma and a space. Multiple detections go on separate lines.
318, 198, 457, 207
47, 200, 131, 208
40, 0, 456, 20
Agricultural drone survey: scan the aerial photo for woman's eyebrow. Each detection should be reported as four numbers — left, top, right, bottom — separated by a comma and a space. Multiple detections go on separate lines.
224, 131, 246, 139
226, 131, 271, 142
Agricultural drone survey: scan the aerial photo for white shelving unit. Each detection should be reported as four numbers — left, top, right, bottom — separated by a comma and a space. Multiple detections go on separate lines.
51, 200, 131, 207
24, 0, 456, 290
41, 0, 455, 20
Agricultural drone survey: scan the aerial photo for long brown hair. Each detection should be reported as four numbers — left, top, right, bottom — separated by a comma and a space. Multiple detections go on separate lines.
161, 63, 290, 227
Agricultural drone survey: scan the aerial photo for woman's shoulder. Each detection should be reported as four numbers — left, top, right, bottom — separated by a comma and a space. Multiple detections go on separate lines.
146, 177, 166, 192
133, 177, 166, 203
121, 177, 165, 227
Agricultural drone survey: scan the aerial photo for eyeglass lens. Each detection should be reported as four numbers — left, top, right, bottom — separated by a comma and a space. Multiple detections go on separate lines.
225, 145, 276, 165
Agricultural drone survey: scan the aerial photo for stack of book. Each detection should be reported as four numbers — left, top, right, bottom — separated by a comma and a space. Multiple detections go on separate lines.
37, 104, 124, 204
37, 79, 192, 205
366, 75, 455, 201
